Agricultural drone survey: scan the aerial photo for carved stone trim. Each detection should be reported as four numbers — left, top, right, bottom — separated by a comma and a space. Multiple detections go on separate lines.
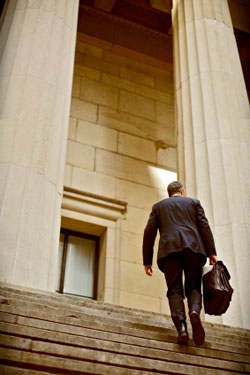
113, 0, 168, 19
93, 0, 116, 12
62, 187, 127, 221
79, 4, 171, 40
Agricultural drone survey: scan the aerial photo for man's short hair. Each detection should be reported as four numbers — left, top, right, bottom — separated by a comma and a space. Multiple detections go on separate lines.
167, 181, 184, 197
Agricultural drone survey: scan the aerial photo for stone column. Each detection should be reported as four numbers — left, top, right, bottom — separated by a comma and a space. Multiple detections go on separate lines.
172, 0, 250, 328
0, 0, 79, 290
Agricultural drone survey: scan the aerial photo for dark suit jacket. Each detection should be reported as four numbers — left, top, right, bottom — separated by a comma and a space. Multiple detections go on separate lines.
143, 196, 216, 272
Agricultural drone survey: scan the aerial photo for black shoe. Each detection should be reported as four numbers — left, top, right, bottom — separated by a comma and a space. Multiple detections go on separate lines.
190, 311, 205, 346
177, 321, 189, 345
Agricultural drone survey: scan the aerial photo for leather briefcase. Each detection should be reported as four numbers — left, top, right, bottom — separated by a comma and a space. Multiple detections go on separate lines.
203, 261, 234, 316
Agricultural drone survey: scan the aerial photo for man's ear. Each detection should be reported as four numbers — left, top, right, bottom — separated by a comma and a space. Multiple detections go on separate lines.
180, 188, 185, 196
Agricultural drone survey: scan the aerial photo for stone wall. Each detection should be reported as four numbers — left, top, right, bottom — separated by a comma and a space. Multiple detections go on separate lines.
63, 36, 177, 314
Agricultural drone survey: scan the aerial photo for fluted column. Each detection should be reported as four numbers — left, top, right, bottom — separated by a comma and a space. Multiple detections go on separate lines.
172, 0, 250, 328
0, 0, 79, 290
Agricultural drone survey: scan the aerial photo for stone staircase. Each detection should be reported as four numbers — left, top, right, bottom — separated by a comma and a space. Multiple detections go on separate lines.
0, 283, 249, 375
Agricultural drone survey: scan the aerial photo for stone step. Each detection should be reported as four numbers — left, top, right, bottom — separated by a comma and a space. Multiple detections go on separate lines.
0, 365, 64, 375
1, 310, 249, 366
0, 348, 160, 375
0, 293, 173, 336
0, 290, 249, 356
1, 286, 249, 346
0, 283, 250, 374
1, 337, 248, 375
1, 299, 249, 355
0, 321, 249, 373
1, 284, 249, 340
1, 294, 249, 355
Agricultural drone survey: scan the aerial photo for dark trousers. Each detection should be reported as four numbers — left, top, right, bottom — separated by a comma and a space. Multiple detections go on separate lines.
163, 248, 204, 326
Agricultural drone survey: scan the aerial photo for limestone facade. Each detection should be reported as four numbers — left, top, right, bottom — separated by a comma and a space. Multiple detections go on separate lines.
0, 0, 249, 329
63, 37, 177, 314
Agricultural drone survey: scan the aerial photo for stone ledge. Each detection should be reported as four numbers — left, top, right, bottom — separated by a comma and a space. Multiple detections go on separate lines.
62, 186, 127, 221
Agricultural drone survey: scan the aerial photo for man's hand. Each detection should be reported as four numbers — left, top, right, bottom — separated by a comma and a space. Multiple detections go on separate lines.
144, 265, 153, 276
209, 254, 218, 265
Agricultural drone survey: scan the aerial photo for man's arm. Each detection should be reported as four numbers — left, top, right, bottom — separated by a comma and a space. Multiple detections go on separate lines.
196, 200, 217, 258
142, 206, 158, 274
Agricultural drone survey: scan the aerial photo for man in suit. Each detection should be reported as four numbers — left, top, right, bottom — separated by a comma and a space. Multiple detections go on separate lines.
143, 181, 218, 346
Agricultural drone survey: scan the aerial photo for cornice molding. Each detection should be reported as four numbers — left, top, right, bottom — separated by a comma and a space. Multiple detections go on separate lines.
79, 4, 172, 40
62, 187, 127, 222
113, 0, 168, 19
150, 0, 172, 14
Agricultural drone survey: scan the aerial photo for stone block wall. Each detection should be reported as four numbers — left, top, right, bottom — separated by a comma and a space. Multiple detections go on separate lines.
63, 37, 177, 314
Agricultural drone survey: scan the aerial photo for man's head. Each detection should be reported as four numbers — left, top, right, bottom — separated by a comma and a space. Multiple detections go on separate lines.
167, 181, 185, 197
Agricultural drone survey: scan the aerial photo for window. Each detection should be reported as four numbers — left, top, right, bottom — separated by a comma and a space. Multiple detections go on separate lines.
57, 229, 99, 299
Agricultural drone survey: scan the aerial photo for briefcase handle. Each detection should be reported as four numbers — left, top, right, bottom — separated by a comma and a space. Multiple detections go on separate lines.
214, 261, 231, 280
